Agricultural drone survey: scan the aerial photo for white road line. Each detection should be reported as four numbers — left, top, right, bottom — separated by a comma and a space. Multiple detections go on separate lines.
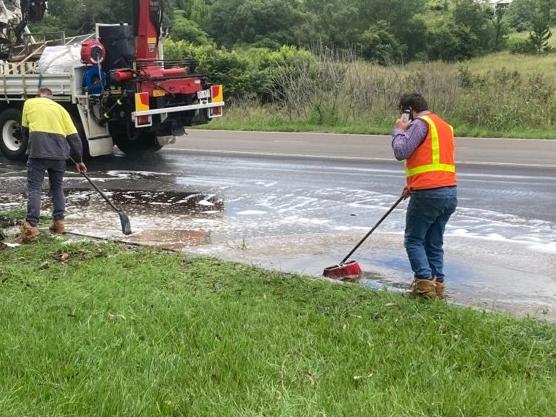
165, 148, 556, 169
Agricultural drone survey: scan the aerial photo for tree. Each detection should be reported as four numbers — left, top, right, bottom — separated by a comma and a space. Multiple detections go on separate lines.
170, 10, 211, 44
426, 21, 479, 61
529, 0, 553, 53
452, 0, 496, 54
504, 0, 556, 31
358, 21, 405, 64
493, 6, 510, 50
355, 0, 428, 60
297, 0, 361, 47
190, 0, 210, 26
208, 0, 305, 47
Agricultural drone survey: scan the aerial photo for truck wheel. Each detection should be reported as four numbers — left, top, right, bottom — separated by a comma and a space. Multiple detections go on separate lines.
0, 108, 27, 161
110, 124, 162, 155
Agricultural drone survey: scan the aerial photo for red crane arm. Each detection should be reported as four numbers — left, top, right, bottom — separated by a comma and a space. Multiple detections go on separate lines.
135, 0, 162, 61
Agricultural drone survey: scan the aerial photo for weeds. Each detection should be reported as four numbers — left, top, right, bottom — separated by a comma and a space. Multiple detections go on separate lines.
209, 52, 556, 138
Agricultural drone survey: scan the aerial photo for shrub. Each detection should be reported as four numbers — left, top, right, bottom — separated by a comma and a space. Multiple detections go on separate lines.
169, 13, 212, 45
508, 37, 537, 54
426, 22, 479, 62
163, 40, 316, 101
358, 21, 406, 65
454, 68, 556, 131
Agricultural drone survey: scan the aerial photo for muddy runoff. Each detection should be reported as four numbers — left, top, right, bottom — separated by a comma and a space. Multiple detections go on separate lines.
0, 189, 223, 250
68, 189, 224, 249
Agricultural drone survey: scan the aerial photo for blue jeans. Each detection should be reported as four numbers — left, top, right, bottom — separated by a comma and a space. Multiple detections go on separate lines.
404, 186, 457, 282
26, 158, 66, 227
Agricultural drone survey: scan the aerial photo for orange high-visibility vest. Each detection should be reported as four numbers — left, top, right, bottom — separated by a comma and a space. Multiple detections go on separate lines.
405, 113, 456, 190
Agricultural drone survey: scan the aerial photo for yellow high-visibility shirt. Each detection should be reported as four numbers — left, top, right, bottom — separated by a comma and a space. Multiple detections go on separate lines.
21, 97, 77, 136
21, 97, 82, 160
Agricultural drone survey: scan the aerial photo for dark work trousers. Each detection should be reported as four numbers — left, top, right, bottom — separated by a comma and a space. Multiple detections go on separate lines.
26, 158, 66, 227
404, 186, 458, 282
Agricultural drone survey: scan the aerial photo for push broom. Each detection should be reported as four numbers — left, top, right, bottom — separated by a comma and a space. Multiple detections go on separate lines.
323, 194, 405, 281
70, 158, 132, 235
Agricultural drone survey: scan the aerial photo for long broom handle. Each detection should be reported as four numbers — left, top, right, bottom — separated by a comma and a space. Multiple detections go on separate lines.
69, 157, 121, 213
341, 194, 405, 264
80, 171, 121, 213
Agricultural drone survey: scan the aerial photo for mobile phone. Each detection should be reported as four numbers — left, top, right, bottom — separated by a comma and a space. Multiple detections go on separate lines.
401, 108, 411, 123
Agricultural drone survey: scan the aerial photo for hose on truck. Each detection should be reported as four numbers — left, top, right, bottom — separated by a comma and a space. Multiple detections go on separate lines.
88, 91, 128, 125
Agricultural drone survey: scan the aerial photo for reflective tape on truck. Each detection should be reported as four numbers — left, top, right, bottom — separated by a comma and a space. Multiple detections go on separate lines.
211, 85, 223, 103
134, 92, 152, 127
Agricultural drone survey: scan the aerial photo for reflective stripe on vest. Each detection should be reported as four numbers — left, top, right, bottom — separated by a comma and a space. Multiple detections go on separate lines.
404, 115, 455, 177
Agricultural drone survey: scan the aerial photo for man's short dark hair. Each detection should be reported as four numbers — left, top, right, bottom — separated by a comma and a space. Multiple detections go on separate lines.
398, 93, 428, 113
38, 87, 53, 97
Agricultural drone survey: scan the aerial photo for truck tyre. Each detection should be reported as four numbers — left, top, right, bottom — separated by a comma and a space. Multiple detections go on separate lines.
0, 108, 26, 161
110, 123, 162, 155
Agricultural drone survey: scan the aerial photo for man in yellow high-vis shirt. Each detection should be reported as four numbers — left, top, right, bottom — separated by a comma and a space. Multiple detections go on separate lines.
17, 87, 87, 243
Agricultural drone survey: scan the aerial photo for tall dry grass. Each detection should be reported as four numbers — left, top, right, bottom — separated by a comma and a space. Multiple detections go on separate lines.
219, 52, 556, 137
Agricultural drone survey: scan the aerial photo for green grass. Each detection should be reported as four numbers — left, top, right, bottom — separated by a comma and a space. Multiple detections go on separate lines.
204, 107, 556, 139
1, 229, 555, 416
509, 28, 556, 48
463, 51, 556, 84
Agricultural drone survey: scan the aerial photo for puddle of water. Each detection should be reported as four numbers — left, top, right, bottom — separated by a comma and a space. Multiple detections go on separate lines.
63, 189, 225, 214
105, 170, 173, 180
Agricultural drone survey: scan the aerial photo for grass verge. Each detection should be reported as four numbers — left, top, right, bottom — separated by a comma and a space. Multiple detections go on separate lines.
202, 106, 556, 139
0, 229, 555, 416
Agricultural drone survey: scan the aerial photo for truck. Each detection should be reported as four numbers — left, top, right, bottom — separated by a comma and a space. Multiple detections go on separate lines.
0, 0, 224, 161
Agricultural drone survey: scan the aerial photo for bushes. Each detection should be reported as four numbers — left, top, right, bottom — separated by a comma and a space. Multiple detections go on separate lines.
170, 12, 212, 45
454, 68, 556, 130
508, 37, 538, 54
358, 21, 407, 65
164, 39, 556, 133
163, 40, 316, 101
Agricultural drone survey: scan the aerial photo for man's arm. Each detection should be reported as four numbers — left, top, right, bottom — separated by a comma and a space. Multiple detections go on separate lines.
21, 101, 29, 141
391, 119, 428, 161
67, 133, 83, 162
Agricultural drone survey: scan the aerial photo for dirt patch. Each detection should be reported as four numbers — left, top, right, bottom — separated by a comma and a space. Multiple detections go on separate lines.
38, 245, 113, 270
129, 229, 210, 250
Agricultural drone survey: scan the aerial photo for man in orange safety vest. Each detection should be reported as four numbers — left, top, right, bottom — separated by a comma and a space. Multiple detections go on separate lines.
392, 93, 457, 299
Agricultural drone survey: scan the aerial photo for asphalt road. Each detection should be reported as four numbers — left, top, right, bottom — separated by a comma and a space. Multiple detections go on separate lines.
168, 130, 556, 167
169, 130, 556, 224
1, 130, 555, 318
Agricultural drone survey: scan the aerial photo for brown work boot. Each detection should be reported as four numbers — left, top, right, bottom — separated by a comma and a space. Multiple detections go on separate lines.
16, 221, 40, 243
49, 220, 65, 234
434, 280, 446, 300
409, 279, 437, 299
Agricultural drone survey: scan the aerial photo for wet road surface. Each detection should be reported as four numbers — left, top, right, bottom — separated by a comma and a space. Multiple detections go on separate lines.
1, 131, 555, 319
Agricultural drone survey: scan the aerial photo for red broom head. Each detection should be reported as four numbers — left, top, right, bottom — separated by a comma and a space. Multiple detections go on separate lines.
323, 260, 362, 281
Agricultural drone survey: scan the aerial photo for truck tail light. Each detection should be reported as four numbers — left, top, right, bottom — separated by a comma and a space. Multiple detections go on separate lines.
209, 107, 223, 118
137, 115, 151, 125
